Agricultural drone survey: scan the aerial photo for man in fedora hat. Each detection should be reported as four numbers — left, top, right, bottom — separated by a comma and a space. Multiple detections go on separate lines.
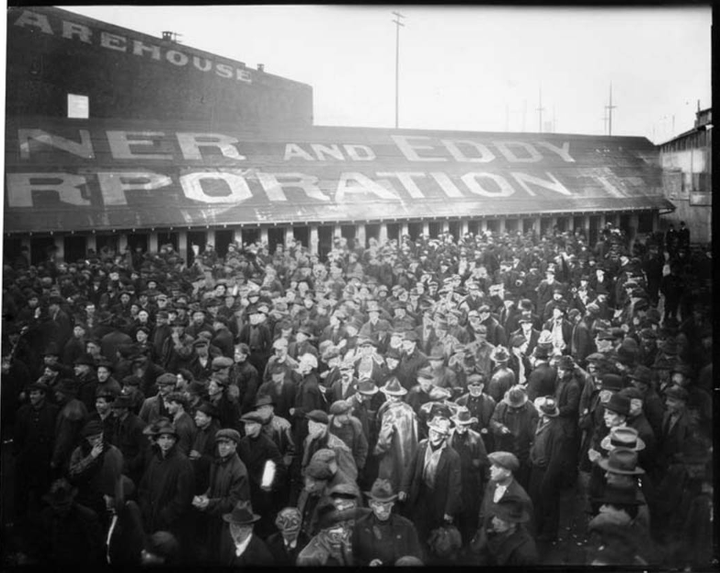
395, 330, 430, 392
73, 353, 99, 412
554, 355, 582, 488
296, 499, 356, 566
221, 502, 274, 565
528, 396, 566, 543
490, 385, 538, 490
471, 495, 538, 566
375, 377, 418, 493
329, 399, 368, 475
488, 346, 516, 403
265, 506, 310, 566
329, 356, 360, 404
660, 385, 693, 466
352, 478, 423, 566
253, 393, 296, 472
627, 365, 663, 440
230, 342, 260, 416
449, 406, 489, 545
109, 393, 148, 486
399, 416, 462, 556
138, 420, 195, 553
526, 343, 556, 402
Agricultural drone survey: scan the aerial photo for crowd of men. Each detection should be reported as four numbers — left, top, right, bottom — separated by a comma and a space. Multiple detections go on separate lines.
0, 220, 713, 567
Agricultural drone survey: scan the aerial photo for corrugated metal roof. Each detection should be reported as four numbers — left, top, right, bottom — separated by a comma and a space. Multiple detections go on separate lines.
4, 117, 673, 233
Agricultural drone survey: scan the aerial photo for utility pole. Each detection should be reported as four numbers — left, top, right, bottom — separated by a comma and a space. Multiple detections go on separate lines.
536, 86, 545, 132
605, 82, 617, 136
392, 11, 405, 129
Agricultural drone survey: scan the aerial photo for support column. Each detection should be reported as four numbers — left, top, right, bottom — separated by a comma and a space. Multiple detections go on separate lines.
498, 218, 506, 234
549, 216, 558, 232
651, 212, 659, 233
460, 220, 469, 237
310, 226, 319, 256
206, 229, 216, 248
400, 222, 409, 238
333, 225, 342, 244
614, 213, 622, 228
148, 232, 158, 254
260, 228, 269, 247
422, 221, 430, 237
442, 220, 450, 233
379, 223, 388, 245
567, 216, 575, 232
533, 217, 541, 235
53, 235, 65, 263
285, 226, 294, 246
85, 235, 96, 254
118, 233, 129, 254
583, 215, 591, 234
178, 231, 188, 263
598, 213, 607, 230
629, 214, 639, 241
356, 224, 366, 250
480, 220, 488, 233
233, 228, 243, 246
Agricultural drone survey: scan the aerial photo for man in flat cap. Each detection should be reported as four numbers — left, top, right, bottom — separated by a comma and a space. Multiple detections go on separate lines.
51, 378, 89, 475
206, 359, 241, 432
328, 399, 368, 475
165, 391, 197, 456
230, 343, 260, 415
139, 372, 176, 424
110, 394, 149, 487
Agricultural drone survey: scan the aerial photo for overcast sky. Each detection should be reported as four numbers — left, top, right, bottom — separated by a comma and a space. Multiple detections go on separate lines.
64, 5, 711, 143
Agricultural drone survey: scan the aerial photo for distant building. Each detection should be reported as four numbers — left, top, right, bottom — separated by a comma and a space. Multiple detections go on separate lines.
658, 108, 712, 243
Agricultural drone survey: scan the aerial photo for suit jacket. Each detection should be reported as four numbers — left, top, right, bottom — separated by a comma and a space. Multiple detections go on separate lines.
526, 362, 557, 402
401, 440, 462, 520
225, 533, 275, 566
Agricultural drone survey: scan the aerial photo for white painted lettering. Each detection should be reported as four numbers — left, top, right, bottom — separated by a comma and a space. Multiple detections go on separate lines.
62, 21, 91, 43
391, 135, 447, 162
311, 144, 344, 161
180, 171, 252, 203
18, 129, 94, 160
14, 11, 53, 34
97, 171, 172, 205
283, 144, 314, 161
106, 131, 172, 160
344, 144, 376, 161
441, 139, 495, 163
100, 31, 127, 52
176, 133, 245, 161
193, 56, 212, 72
6, 173, 89, 207
215, 63, 233, 79
336, 172, 398, 202
537, 141, 575, 163
236, 69, 252, 83
376, 172, 426, 198
430, 172, 464, 198
462, 172, 515, 197
494, 141, 542, 163
166, 50, 189, 66
257, 172, 329, 202
511, 171, 572, 197
132, 40, 161, 60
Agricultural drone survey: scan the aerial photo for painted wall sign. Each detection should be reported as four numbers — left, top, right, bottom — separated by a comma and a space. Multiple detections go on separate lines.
4, 119, 669, 232
12, 9, 253, 84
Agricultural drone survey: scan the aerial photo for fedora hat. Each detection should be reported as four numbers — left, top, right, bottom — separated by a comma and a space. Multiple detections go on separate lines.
601, 374, 625, 392
111, 394, 134, 410
490, 346, 510, 363
364, 478, 398, 502
56, 378, 79, 396
154, 420, 178, 438
357, 380, 379, 395
664, 385, 688, 402
428, 348, 446, 361
253, 394, 276, 408
222, 502, 261, 525
534, 395, 559, 417
427, 416, 452, 436
451, 406, 477, 426
491, 495, 531, 523
417, 366, 434, 380
504, 385, 528, 408
380, 377, 408, 396
601, 426, 645, 452
196, 401, 219, 417
598, 447, 645, 475
603, 393, 630, 416
315, 500, 356, 531
628, 365, 653, 386
73, 353, 96, 367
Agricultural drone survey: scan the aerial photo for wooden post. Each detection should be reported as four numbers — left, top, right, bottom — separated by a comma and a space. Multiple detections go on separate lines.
310, 226, 320, 255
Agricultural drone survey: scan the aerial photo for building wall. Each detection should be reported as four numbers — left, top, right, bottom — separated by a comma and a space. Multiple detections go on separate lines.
6, 6, 313, 126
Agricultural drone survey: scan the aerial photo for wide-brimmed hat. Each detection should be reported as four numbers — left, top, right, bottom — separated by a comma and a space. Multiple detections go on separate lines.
534, 396, 559, 417
254, 394, 276, 408
73, 354, 96, 367
154, 420, 178, 438
504, 385, 528, 408
80, 420, 104, 438
315, 500, 356, 530
451, 406, 477, 426
222, 502, 261, 525
664, 385, 689, 402
628, 366, 653, 386
598, 447, 645, 475
364, 478, 398, 502
357, 380, 379, 395
56, 378, 79, 396
601, 426, 645, 452
593, 484, 645, 506
196, 401, 219, 417
427, 416, 452, 435
491, 495, 531, 523
380, 377, 407, 396
488, 451, 520, 473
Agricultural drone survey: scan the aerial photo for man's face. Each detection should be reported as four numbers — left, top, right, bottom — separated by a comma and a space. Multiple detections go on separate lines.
74, 364, 90, 377
138, 311, 149, 323
208, 379, 222, 397
166, 400, 181, 416
370, 499, 394, 522
158, 383, 174, 396
243, 421, 262, 438
402, 340, 415, 354
217, 438, 238, 458
29, 389, 45, 407
194, 410, 211, 428
234, 348, 248, 363
629, 398, 643, 417
386, 358, 399, 371
97, 366, 111, 382
490, 464, 511, 482
324, 524, 349, 546
136, 331, 148, 343
596, 338, 612, 352
665, 397, 683, 414
428, 427, 446, 447
304, 476, 325, 494
73, 325, 85, 339
308, 421, 326, 439
603, 409, 625, 428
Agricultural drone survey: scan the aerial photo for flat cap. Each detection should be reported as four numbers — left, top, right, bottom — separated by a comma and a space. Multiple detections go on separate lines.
215, 428, 242, 443
488, 451, 520, 472
212, 356, 234, 371
306, 410, 329, 424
